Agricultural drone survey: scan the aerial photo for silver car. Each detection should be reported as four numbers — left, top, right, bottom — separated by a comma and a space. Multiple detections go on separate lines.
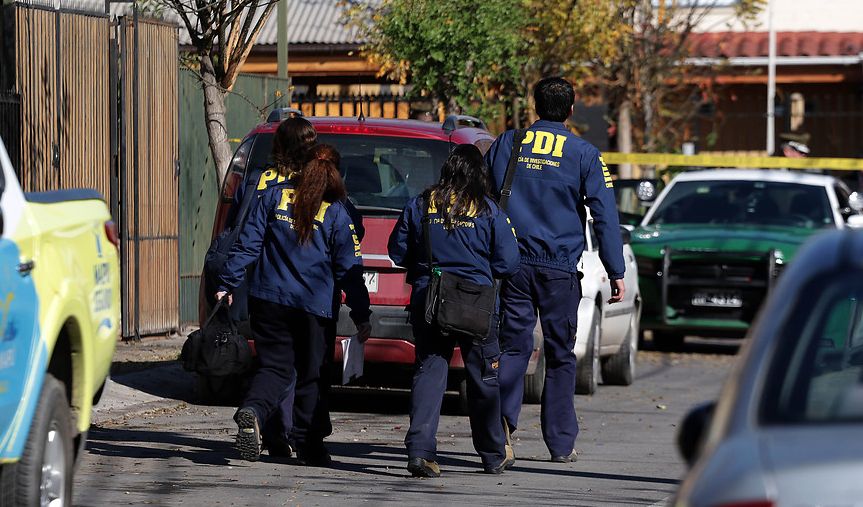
675, 228, 863, 507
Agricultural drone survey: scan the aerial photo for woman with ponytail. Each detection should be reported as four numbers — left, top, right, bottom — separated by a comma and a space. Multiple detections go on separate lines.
388, 144, 520, 477
216, 143, 371, 466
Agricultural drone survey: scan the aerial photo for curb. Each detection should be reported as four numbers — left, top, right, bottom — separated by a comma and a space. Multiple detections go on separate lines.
93, 363, 196, 424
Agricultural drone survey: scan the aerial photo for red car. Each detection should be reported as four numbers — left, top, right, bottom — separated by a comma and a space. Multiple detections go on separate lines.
201, 110, 544, 406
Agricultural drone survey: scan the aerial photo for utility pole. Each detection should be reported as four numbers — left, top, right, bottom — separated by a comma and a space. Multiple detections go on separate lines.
277, 0, 291, 102
766, 0, 776, 156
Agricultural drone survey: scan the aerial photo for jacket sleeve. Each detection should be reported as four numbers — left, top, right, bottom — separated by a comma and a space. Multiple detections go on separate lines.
581, 148, 626, 279
483, 131, 512, 198
217, 195, 269, 292
331, 205, 372, 325
386, 199, 417, 269
341, 196, 366, 242
490, 207, 520, 279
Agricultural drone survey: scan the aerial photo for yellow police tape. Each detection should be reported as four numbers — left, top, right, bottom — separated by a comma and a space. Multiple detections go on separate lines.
600, 153, 863, 171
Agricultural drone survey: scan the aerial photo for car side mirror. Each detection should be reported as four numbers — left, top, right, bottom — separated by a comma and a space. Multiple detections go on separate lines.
846, 214, 863, 229
619, 225, 631, 244
677, 401, 715, 466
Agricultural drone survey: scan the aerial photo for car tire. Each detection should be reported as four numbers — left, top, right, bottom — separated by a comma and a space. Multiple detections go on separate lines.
601, 303, 640, 386
0, 374, 73, 507
575, 310, 601, 395
523, 341, 545, 404
652, 330, 685, 351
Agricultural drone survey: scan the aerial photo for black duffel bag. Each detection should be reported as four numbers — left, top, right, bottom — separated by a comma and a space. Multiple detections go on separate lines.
181, 298, 253, 377
424, 268, 496, 339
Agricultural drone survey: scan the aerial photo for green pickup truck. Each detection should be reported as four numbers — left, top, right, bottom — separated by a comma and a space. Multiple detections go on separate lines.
0, 136, 121, 507
629, 169, 863, 349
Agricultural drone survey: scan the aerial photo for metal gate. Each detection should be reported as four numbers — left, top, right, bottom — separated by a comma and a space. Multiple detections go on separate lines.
2, 4, 179, 338
117, 16, 179, 338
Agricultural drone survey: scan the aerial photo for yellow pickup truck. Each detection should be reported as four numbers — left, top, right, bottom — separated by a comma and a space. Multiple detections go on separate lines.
0, 136, 120, 507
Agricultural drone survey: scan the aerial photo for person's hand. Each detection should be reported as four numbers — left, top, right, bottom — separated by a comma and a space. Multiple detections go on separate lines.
215, 291, 233, 306
355, 322, 372, 343
607, 278, 625, 304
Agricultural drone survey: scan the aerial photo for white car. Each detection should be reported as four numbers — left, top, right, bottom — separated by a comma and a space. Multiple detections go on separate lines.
521, 217, 641, 400
574, 216, 642, 394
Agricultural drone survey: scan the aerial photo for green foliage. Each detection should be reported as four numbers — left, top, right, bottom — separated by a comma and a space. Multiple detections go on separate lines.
344, 0, 530, 116
345, 0, 765, 149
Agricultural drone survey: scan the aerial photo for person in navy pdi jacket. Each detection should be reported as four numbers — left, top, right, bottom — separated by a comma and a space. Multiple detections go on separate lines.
484, 76, 626, 463
228, 118, 365, 465
388, 144, 520, 477
216, 144, 371, 466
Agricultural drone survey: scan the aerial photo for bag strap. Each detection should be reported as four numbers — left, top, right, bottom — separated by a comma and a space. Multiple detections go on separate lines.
498, 128, 527, 211
201, 297, 238, 333
422, 189, 436, 273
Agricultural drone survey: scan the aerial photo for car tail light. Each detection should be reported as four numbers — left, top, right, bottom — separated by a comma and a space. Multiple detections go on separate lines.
221, 171, 244, 201
104, 220, 120, 249
330, 125, 378, 134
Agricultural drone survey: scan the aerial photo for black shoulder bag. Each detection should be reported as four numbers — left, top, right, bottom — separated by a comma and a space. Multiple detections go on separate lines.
421, 191, 497, 339
421, 130, 527, 339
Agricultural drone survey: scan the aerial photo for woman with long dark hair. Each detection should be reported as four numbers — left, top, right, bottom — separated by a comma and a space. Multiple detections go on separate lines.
388, 144, 519, 477
216, 144, 371, 466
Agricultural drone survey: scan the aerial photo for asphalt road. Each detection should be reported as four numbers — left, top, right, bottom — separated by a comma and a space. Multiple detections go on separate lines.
75, 336, 739, 507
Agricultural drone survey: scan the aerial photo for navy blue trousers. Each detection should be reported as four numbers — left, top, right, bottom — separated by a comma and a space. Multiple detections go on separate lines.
498, 264, 581, 456
262, 303, 337, 451
404, 299, 507, 467
243, 297, 328, 450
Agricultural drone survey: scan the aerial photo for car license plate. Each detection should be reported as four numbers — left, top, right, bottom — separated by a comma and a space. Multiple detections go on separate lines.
363, 272, 378, 293
691, 291, 742, 308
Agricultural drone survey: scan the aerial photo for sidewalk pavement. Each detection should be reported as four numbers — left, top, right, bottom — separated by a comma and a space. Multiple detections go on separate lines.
93, 331, 198, 424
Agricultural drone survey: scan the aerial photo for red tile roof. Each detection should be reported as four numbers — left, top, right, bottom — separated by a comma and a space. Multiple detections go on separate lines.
689, 31, 863, 59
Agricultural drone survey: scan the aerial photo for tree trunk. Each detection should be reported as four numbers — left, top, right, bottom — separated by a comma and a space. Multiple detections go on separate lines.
200, 55, 233, 190
617, 100, 633, 179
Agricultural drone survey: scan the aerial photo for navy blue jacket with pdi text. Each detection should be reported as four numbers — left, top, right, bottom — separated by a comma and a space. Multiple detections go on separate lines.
232, 167, 366, 241
218, 184, 371, 325
387, 193, 520, 310
484, 119, 626, 279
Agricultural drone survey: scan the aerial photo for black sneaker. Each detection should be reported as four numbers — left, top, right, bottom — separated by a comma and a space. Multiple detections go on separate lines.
296, 444, 332, 467
484, 444, 515, 474
550, 450, 578, 463
235, 408, 261, 462
407, 457, 441, 478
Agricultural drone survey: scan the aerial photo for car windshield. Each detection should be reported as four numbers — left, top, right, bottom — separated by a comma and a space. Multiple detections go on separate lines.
645, 180, 835, 228
245, 132, 452, 214
762, 272, 863, 424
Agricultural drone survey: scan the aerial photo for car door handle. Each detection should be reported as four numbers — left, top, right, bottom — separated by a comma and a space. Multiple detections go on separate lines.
18, 260, 34, 275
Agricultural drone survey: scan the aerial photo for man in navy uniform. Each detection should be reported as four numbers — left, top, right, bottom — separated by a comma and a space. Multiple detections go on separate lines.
484, 76, 626, 462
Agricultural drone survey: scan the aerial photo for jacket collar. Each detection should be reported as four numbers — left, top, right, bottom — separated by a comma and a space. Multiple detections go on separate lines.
530, 119, 568, 131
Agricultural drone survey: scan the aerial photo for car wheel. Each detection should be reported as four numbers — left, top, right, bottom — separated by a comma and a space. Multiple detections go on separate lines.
0, 374, 73, 507
575, 310, 601, 395
601, 303, 639, 386
652, 330, 685, 351
523, 341, 545, 404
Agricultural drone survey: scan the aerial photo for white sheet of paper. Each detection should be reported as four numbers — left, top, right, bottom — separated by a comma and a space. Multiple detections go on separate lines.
341, 334, 364, 385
